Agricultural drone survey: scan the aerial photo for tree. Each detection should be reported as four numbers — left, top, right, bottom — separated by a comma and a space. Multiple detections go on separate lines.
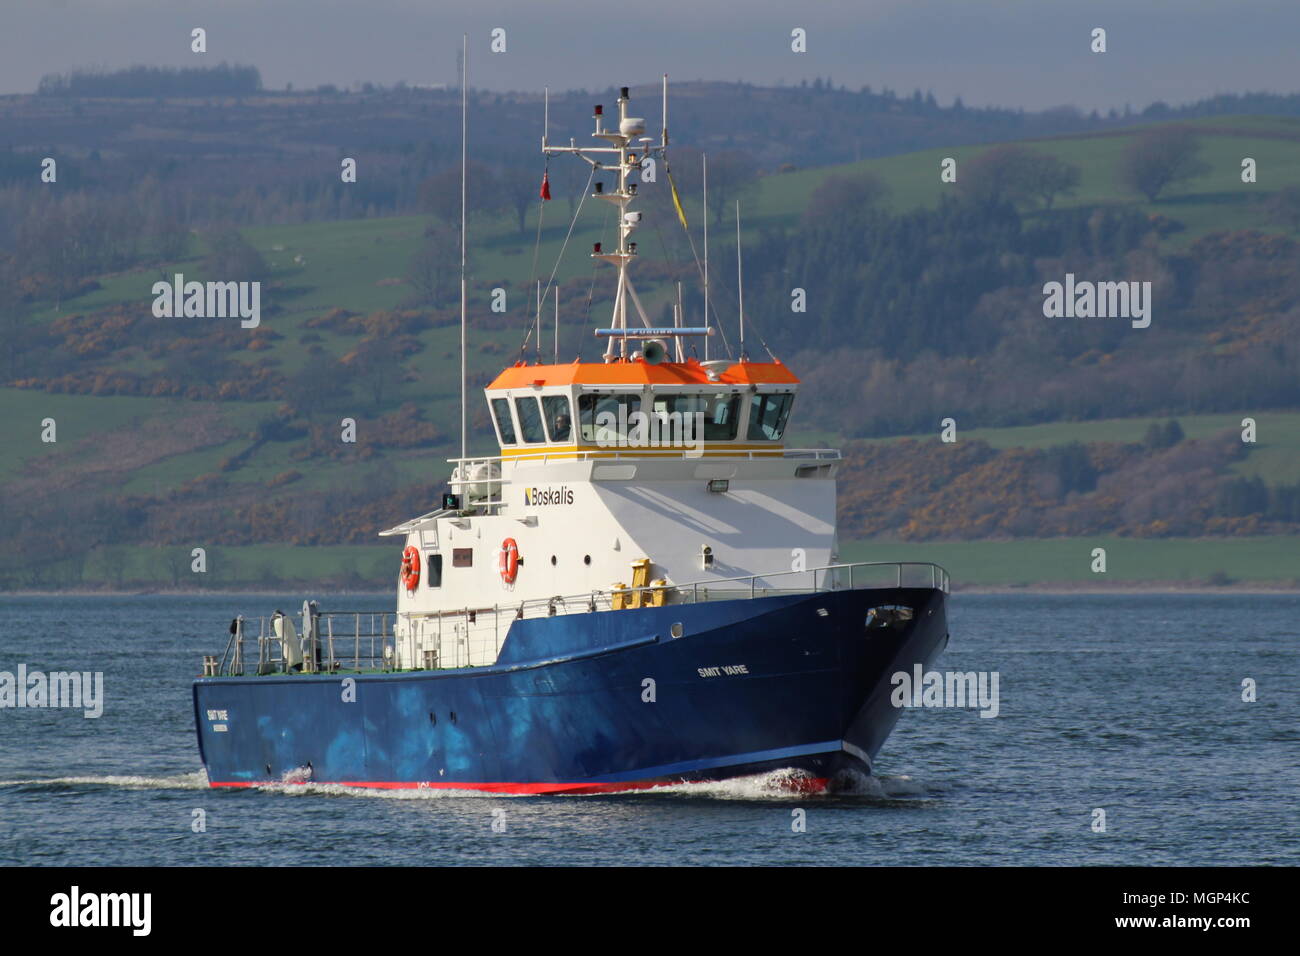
405, 223, 458, 306
804, 171, 891, 226
1026, 155, 1082, 210
1119, 127, 1209, 202
343, 337, 404, 407
498, 152, 542, 234
702, 150, 758, 226
418, 161, 501, 224
961, 145, 1081, 210
203, 225, 268, 281
1143, 419, 1184, 450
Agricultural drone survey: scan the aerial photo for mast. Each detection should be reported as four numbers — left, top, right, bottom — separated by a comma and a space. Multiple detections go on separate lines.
543, 84, 664, 361
736, 200, 745, 361
543, 79, 711, 360
458, 34, 468, 461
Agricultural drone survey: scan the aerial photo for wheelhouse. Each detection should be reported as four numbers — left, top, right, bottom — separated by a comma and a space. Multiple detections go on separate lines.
484, 356, 799, 457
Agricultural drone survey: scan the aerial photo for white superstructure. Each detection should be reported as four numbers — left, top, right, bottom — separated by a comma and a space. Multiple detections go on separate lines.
382, 82, 843, 670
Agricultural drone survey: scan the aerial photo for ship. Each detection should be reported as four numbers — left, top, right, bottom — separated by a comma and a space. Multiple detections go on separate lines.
192, 72, 951, 795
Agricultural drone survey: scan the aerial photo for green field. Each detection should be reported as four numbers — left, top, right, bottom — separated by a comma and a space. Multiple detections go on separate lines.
840, 535, 1300, 588
853, 411, 1300, 484
755, 116, 1300, 244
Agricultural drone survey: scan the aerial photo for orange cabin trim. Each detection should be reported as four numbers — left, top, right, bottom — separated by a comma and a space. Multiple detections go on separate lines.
486, 358, 801, 390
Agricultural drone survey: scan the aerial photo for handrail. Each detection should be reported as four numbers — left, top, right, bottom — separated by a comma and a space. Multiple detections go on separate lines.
446, 447, 842, 469
207, 561, 949, 678
215, 610, 395, 677
399, 560, 949, 626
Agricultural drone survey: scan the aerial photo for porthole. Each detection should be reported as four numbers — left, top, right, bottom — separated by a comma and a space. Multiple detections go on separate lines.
551, 555, 557, 566
583, 555, 592, 565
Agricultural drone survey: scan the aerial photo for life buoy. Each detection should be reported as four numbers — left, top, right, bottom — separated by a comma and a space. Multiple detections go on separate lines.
400, 545, 420, 591
499, 538, 520, 585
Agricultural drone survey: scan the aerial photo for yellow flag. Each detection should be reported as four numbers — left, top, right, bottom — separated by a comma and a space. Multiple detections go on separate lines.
668, 168, 689, 231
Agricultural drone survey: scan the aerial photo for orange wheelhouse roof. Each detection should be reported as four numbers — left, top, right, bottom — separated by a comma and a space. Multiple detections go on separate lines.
487, 358, 800, 390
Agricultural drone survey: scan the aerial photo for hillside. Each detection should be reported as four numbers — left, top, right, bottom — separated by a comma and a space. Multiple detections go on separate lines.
3, 109, 1300, 589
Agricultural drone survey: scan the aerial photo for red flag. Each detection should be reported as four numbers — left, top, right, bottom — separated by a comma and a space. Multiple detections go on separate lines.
540, 170, 552, 201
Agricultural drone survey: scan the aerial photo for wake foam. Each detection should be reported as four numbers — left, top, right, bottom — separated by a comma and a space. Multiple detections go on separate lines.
0, 768, 937, 801
0, 770, 210, 791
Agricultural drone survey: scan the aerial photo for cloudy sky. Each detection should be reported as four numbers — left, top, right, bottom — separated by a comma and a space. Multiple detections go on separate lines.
3, 0, 1297, 110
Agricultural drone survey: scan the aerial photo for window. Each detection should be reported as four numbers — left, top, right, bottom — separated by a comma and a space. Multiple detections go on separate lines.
490, 398, 517, 445
426, 553, 443, 588
578, 393, 641, 443
452, 548, 473, 568
514, 396, 546, 444
651, 393, 741, 441
543, 395, 573, 442
747, 393, 794, 440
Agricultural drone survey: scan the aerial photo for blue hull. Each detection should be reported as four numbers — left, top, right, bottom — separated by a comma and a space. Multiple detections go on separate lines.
193, 587, 947, 793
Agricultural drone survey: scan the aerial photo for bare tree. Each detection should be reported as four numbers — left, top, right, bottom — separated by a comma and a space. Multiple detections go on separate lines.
1119, 127, 1209, 202
701, 150, 759, 225
961, 145, 1080, 210
405, 223, 458, 306
498, 152, 542, 234
804, 170, 891, 225
418, 161, 501, 224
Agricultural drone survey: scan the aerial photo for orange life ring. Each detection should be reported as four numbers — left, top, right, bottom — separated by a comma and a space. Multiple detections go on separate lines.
400, 545, 420, 591
499, 538, 520, 585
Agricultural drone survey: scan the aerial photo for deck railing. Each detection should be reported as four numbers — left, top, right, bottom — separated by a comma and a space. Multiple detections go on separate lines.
217, 610, 394, 678
208, 561, 948, 678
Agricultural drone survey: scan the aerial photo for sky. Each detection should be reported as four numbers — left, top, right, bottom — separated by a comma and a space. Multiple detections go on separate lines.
3, 0, 1298, 111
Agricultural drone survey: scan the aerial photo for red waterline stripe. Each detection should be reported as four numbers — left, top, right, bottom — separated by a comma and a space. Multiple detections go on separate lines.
209, 776, 830, 796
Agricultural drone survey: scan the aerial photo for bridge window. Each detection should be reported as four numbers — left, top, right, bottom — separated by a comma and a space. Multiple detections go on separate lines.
543, 395, 572, 442
514, 396, 546, 443
747, 393, 794, 440
651, 393, 741, 441
490, 398, 517, 445
578, 394, 641, 443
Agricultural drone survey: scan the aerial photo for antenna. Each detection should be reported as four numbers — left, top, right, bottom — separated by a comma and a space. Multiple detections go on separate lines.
675, 280, 685, 362
703, 153, 709, 361
554, 284, 559, 363
543, 81, 704, 362
661, 74, 668, 148
736, 200, 746, 361
459, 33, 468, 462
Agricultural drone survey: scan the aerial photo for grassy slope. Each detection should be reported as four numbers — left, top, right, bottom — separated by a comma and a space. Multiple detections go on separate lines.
757, 116, 1300, 244
852, 412, 1300, 484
